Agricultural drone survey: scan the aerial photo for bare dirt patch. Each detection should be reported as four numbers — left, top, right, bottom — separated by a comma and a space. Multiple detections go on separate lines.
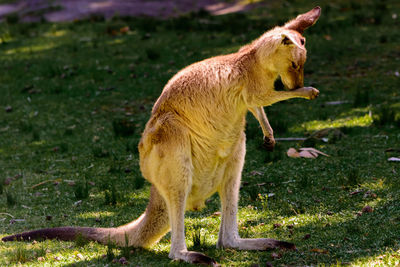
0, 0, 262, 22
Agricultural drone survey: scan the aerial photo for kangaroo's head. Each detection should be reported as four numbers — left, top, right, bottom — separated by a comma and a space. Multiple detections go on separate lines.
251, 7, 321, 90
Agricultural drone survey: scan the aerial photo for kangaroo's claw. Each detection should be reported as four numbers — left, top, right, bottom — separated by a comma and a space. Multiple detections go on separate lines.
263, 136, 276, 151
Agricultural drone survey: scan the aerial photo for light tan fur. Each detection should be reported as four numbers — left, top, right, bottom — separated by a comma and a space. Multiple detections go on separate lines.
3, 7, 321, 265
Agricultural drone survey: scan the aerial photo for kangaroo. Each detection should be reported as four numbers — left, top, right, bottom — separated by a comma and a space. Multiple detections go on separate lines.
3, 7, 321, 265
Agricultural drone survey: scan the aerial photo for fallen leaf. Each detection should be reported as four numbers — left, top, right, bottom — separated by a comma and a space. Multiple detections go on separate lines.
271, 252, 281, 259
388, 157, 400, 162
212, 211, 221, 217
299, 150, 318, 158
4, 177, 13, 185
250, 170, 263, 176
299, 148, 330, 157
363, 191, 377, 198
349, 189, 363, 195
120, 26, 130, 34
10, 219, 25, 224
362, 205, 373, 213
303, 233, 311, 240
324, 100, 350, 105
287, 148, 300, 158
31, 179, 62, 189
310, 248, 329, 254
287, 147, 330, 158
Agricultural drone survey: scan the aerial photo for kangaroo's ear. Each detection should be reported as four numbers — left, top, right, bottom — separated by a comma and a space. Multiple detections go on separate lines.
284, 6, 321, 34
281, 32, 305, 50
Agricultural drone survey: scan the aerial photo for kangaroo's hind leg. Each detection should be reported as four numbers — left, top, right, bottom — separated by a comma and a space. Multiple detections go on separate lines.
217, 132, 295, 250
143, 119, 217, 265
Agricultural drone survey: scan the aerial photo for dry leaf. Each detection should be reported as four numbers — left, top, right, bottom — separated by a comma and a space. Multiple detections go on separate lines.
250, 170, 263, 176
310, 248, 329, 254
362, 205, 373, 213
273, 223, 282, 229
349, 189, 363, 195
271, 252, 282, 259
212, 211, 221, 217
287, 147, 330, 158
287, 148, 300, 158
5, 106, 12, 112
120, 26, 130, 34
299, 150, 318, 158
303, 233, 311, 240
299, 148, 330, 157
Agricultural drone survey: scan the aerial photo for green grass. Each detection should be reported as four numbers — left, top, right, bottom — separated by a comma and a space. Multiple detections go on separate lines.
1, 0, 400, 266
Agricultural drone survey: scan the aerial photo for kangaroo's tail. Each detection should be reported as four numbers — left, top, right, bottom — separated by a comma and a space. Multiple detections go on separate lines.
2, 186, 170, 247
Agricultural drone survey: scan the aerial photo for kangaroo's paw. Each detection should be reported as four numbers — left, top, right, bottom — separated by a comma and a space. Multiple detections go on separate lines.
303, 87, 319, 100
263, 136, 276, 151
292, 87, 319, 100
171, 251, 218, 266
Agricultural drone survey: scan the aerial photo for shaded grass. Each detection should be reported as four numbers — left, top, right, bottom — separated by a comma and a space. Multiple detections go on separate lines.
1, 0, 400, 266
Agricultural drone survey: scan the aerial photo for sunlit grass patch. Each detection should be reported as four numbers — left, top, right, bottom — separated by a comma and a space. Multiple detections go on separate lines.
76, 211, 115, 220
5, 42, 58, 55
43, 29, 68, 38
291, 113, 373, 132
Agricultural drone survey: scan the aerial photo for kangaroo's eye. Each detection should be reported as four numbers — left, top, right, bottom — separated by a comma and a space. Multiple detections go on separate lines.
291, 62, 298, 69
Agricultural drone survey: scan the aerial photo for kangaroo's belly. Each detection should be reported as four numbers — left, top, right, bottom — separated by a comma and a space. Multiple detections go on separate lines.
186, 159, 228, 211
186, 134, 244, 211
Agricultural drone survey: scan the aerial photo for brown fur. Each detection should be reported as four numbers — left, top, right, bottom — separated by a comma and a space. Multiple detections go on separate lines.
2, 7, 321, 265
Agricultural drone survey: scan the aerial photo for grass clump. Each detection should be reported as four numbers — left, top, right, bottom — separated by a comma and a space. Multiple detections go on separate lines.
6, 191, 17, 206
373, 106, 398, 126
74, 233, 90, 247
10, 245, 30, 263
353, 88, 370, 107
74, 180, 89, 200
104, 184, 118, 206
191, 225, 207, 249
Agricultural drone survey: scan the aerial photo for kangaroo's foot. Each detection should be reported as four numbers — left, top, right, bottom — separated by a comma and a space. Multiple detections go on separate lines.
170, 250, 218, 266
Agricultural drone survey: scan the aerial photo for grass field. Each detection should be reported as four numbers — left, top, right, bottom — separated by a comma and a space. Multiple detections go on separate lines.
1, 0, 400, 266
